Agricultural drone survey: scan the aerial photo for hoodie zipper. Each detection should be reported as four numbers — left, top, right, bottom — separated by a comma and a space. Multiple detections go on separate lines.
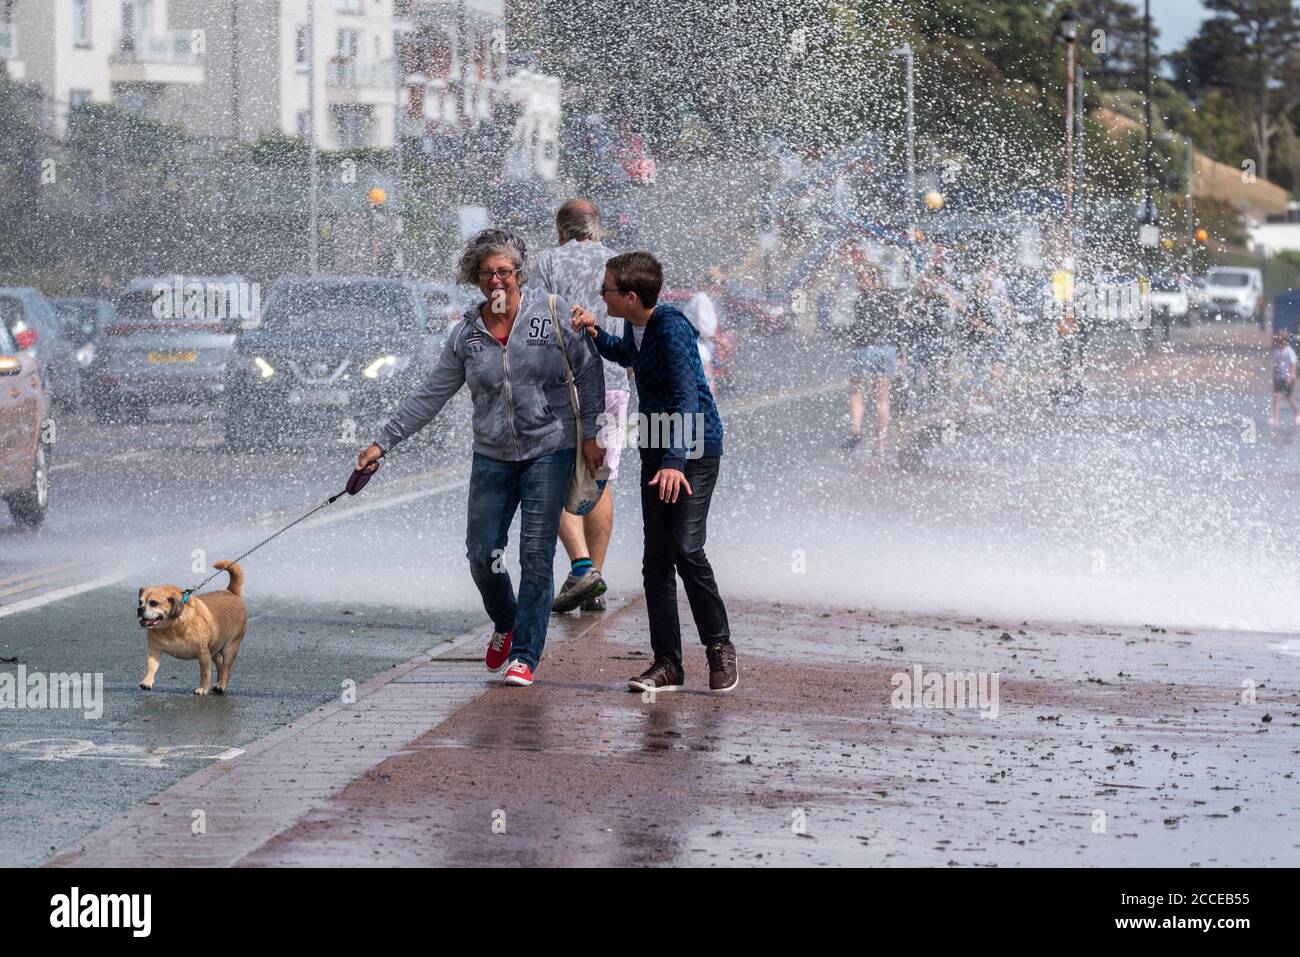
485, 312, 523, 458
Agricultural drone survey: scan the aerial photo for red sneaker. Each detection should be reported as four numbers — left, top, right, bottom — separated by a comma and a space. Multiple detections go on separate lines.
486, 630, 512, 672
503, 660, 534, 686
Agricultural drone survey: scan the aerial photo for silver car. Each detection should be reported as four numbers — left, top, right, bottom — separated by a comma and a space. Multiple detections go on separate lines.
90, 276, 252, 423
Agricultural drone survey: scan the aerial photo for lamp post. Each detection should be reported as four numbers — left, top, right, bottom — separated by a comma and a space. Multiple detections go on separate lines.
1142, 0, 1155, 233
392, 24, 409, 277
1055, 5, 1081, 395
890, 43, 917, 243
1059, 7, 1079, 330
307, 0, 319, 276
1185, 136, 1194, 278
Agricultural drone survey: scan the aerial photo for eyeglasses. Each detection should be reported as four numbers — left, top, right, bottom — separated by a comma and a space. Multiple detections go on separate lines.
598, 285, 622, 297
478, 267, 516, 282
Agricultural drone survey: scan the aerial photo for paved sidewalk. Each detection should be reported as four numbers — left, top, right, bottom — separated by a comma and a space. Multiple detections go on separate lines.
43, 604, 626, 867
46, 594, 1299, 867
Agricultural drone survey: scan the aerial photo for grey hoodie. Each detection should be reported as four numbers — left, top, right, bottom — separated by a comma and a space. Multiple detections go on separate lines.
374, 285, 605, 461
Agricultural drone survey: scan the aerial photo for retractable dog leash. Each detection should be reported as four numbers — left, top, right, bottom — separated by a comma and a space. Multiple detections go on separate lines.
180, 456, 382, 605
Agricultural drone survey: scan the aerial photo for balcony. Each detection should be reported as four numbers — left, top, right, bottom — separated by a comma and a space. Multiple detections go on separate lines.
0, 23, 24, 81
325, 58, 398, 105
109, 30, 204, 85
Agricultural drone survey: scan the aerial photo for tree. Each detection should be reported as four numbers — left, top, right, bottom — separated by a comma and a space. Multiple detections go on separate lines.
1180, 0, 1300, 183
1075, 0, 1157, 86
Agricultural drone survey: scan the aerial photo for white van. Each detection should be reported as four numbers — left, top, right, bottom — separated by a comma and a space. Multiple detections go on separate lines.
1201, 267, 1264, 322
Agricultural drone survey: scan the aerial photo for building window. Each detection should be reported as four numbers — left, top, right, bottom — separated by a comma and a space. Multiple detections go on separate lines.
72, 0, 90, 46
333, 28, 358, 83
69, 88, 92, 109
295, 25, 309, 71
332, 105, 371, 148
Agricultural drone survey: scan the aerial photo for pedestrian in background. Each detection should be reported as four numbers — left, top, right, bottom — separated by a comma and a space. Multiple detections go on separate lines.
844, 260, 903, 459
1270, 330, 1299, 427
969, 256, 1010, 413
682, 268, 722, 392
570, 252, 737, 694
903, 256, 958, 402
534, 199, 628, 614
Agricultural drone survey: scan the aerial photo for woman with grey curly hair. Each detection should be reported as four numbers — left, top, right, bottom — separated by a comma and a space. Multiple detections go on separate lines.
455, 227, 529, 286
356, 228, 606, 687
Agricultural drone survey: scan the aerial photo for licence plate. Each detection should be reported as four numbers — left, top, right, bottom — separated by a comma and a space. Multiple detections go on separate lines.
289, 389, 349, 407
147, 350, 198, 364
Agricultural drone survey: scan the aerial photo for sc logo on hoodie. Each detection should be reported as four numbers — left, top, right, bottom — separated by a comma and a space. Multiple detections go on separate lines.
526, 315, 553, 344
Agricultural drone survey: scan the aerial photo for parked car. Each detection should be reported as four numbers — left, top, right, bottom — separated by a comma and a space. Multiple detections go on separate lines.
0, 287, 82, 411
223, 277, 440, 451
1201, 267, 1264, 323
51, 297, 113, 399
91, 276, 248, 424
0, 317, 51, 528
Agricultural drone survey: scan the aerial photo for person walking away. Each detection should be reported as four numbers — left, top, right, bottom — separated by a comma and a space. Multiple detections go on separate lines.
903, 259, 957, 403
844, 261, 904, 459
571, 252, 737, 693
533, 199, 628, 614
1270, 330, 1299, 427
355, 229, 605, 687
682, 270, 722, 392
969, 257, 1010, 413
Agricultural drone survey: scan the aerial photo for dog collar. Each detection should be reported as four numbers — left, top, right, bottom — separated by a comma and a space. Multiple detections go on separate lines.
181, 590, 192, 605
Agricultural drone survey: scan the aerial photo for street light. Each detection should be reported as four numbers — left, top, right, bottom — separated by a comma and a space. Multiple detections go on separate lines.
367, 187, 387, 271
307, 0, 319, 276
1057, 6, 1079, 335
890, 43, 916, 247
1053, 5, 1082, 397
1159, 129, 1195, 277
923, 189, 944, 211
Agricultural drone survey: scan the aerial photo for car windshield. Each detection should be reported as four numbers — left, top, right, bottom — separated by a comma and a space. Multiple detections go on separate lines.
263, 283, 420, 336
1151, 277, 1181, 292
113, 288, 247, 324
1208, 272, 1250, 287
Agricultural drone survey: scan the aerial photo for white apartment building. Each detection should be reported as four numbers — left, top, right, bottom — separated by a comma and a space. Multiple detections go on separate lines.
3, 0, 204, 134
163, 0, 405, 149
3, 0, 559, 170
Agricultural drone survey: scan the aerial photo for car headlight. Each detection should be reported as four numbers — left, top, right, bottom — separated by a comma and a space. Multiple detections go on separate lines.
254, 356, 275, 378
363, 355, 402, 379
75, 343, 95, 368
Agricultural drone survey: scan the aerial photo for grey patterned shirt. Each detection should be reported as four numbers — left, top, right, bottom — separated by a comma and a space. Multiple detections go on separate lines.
532, 239, 629, 393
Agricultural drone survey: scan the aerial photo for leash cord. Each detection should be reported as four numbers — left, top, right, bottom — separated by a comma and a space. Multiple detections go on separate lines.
183, 493, 341, 600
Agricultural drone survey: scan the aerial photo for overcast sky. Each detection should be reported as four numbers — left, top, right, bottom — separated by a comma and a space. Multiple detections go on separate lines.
1149, 0, 1208, 54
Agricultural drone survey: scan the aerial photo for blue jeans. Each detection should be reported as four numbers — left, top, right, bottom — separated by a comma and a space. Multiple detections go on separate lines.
465, 448, 574, 670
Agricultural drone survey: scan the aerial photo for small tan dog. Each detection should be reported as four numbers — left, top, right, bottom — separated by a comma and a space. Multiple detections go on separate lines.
137, 560, 248, 695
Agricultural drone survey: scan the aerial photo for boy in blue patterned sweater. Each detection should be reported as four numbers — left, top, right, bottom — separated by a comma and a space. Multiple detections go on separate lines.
570, 251, 737, 693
